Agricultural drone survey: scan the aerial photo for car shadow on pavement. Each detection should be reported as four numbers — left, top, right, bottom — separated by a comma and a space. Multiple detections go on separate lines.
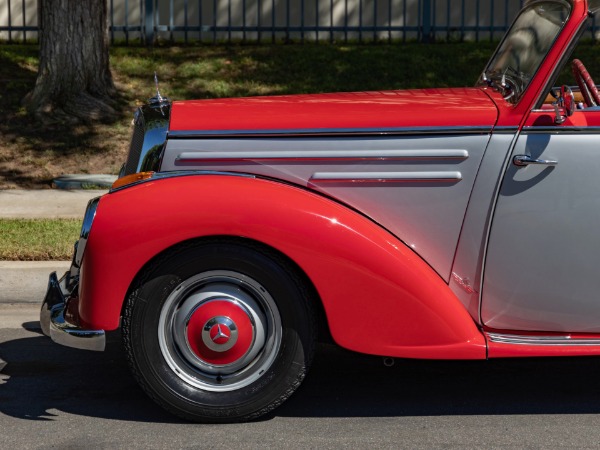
1, 325, 600, 422
278, 344, 600, 418
0, 326, 178, 423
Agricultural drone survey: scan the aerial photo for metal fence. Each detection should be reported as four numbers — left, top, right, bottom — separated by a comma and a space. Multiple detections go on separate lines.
2, 0, 539, 45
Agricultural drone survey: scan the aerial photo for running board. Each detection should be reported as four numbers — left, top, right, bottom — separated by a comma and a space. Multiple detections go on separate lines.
485, 332, 600, 358
487, 333, 600, 346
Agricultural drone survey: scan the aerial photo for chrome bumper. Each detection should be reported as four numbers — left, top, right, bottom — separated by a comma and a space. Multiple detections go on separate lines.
40, 271, 105, 352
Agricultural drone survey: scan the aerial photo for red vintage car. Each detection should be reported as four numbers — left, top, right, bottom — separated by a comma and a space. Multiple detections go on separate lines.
41, 0, 600, 422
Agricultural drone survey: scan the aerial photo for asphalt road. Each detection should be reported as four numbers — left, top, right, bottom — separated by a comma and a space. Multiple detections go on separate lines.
2, 306, 600, 448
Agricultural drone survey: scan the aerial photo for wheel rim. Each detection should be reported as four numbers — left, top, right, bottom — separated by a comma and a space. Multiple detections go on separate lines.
158, 270, 282, 392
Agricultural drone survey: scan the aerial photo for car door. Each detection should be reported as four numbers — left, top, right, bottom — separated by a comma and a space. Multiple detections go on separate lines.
482, 109, 600, 333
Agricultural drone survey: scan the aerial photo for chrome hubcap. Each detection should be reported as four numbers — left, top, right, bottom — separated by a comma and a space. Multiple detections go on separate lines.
201, 316, 238, 352
158, 270, 281, 392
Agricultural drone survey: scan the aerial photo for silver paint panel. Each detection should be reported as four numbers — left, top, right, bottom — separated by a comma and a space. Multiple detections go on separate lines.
449, 134, 516, 320
483, 133, 600, 332
162, 135, 491, 279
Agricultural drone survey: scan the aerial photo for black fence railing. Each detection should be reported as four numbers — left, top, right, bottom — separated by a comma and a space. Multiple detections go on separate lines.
4, 0, 595, 45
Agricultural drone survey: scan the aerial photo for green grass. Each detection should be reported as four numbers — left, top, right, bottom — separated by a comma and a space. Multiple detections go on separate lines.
109, 42, 499, 101
0, 219, 81, 261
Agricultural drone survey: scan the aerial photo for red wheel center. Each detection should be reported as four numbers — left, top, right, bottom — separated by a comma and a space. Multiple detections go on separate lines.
185, 300, 254, 366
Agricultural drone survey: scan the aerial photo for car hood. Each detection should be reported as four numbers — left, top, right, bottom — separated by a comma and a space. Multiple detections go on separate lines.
169, 88, 499, 135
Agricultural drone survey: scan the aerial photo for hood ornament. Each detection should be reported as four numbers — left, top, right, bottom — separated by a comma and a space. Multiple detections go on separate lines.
153, 71, 164, 103
149, 71, 170, 113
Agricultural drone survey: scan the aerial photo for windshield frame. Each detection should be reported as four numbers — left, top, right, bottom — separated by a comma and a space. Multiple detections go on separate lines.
478, 0, 572, 104
533, 12, 590, 110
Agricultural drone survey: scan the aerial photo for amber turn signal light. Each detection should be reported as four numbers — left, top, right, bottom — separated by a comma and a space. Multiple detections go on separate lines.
111, 171, 154, 190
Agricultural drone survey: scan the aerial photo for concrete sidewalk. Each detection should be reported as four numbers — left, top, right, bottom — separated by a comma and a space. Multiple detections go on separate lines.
0, 189, 107, 219
0, 189, 105, 305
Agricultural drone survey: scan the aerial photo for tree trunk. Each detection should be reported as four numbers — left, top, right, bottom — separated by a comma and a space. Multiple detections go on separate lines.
24, 0, 117, 123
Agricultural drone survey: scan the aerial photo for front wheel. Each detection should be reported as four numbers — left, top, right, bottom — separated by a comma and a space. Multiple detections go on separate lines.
122, 240, 317, 423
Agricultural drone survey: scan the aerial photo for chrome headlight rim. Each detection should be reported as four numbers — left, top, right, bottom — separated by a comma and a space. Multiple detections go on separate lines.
74, 196, 101, 268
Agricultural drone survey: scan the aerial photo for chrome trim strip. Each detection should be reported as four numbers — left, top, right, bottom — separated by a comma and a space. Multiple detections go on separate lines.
49, 304, 105, 351
310, 171, 462, 182
40, 272, 106, 352
492, 126, 519, 134
40, 271, 68, 337
125, 103, 171, 175
109, 170, 255, 193
487, 332, 600, 346
168, 126, 492, 138
176, 149, 469, 162
522, 126, 600, 134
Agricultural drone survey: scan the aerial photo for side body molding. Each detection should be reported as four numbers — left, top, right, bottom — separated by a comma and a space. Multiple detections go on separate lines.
80, 175, 486, 359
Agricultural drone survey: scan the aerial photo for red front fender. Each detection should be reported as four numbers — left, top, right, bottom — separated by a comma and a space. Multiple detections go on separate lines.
80, 174, 486, 359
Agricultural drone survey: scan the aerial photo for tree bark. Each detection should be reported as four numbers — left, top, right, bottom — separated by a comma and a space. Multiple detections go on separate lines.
24, 0, 117, 123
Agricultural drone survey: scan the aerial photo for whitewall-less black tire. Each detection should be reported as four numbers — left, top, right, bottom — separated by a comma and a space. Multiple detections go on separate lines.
122, 239, 317, 423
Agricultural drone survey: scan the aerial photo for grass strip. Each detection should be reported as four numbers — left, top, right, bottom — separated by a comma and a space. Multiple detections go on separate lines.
0, 219, 80, 261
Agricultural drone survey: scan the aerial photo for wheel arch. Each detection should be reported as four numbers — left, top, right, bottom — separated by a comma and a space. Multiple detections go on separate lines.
120, 235, 332, 344
79, 174, 486, 359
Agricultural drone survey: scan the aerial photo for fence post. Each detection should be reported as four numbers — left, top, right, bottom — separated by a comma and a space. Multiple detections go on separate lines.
144, 0, 154, 45
421, 0, 432, 43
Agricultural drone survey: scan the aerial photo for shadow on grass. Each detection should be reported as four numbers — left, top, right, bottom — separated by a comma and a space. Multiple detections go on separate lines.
0, 41, 511, 188
0, 45, 132, 188
110, 42, 498, 103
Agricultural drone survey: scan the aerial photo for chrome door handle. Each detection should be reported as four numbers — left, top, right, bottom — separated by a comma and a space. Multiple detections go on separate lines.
513, 155, 559, 167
